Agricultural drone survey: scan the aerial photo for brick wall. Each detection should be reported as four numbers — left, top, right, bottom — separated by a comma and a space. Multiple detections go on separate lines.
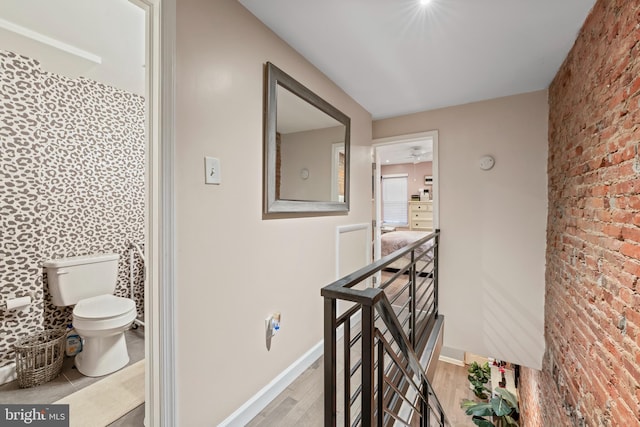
521, 1, 640, 426
519, 359, 572, 426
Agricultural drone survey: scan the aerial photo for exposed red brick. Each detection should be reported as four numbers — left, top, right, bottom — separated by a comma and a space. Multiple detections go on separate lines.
611, 400, 638, 427
620, 288, 633, 305
629, 195, 640, 210
613, 210, 633, 223
622, 227, 640, 243
519, 1, 640, 426
604, 224, 623, 238
626, 309, 640, 330
622, 260, 640, 277
612, 179, 640, 195
591, 184, 609, 196
621, 243, 640, 260
629, 75, 640, 97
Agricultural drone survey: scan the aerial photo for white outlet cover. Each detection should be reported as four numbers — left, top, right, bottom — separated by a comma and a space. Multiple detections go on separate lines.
205, 156, 221, 184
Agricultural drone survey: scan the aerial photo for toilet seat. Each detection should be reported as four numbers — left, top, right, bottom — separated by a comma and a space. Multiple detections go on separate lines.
74, 294, 136, 319
73, 295, 136, 332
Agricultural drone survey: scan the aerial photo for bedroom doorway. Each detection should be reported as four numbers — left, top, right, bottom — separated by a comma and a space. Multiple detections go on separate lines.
371, 130, 439, 262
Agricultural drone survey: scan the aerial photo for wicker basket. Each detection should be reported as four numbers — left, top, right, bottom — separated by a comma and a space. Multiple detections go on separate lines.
14, 329, 66, 388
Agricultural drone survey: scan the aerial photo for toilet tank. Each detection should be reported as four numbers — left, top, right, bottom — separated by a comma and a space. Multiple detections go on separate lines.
44, 253, 120, 306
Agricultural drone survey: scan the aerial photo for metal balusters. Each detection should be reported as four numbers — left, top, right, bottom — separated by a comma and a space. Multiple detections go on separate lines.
322, 230, 447, 427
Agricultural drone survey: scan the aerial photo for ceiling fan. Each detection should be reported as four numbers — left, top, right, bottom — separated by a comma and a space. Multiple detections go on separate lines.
406, 147, 429, 162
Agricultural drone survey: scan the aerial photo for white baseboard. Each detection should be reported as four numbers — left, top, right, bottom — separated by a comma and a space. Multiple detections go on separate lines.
218, 311, 361, 426
439, 355, 465, 367
0, 362, 16, 385
218, 341, 323, 427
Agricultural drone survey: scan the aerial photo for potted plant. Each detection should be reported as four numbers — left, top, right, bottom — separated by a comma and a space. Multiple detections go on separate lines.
467, 361, 492, 399
461, 387, 519, 427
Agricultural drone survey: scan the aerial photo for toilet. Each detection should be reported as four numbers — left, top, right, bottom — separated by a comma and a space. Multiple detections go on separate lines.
44, 253, 136, 377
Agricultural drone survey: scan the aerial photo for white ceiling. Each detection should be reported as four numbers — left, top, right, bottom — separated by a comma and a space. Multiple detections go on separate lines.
239, 0, 596, 120
0, 1, 596, 117
0, 0, 145, 95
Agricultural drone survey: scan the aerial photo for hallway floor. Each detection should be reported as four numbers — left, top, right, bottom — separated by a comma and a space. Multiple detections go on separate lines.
247, 358, 478, 427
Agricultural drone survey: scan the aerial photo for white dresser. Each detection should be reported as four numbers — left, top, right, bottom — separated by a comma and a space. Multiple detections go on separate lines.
409, 201, 433, 231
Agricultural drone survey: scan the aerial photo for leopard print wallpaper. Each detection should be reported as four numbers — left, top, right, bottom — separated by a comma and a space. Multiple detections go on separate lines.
0, 50, 145, 369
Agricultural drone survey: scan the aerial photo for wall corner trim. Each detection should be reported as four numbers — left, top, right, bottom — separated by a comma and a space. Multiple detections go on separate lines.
0, 18, 102, 64
438, 355, 465, 367
217, 341, 324, 426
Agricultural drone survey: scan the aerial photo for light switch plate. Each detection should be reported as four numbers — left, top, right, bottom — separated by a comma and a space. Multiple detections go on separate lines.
205, 156, 221, 184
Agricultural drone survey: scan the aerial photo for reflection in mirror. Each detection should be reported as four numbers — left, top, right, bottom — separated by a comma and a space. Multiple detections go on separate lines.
331, 142, 345, 202
277, 85, 346, 202
264, 62, 350, 216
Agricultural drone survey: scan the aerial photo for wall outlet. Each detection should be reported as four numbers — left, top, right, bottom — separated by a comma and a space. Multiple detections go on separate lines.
265, 312, 281, 351
204, 156, 221, 184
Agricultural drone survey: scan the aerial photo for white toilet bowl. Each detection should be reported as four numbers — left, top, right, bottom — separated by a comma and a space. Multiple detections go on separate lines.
44, 253, 139, 377
72, 294, 137, 377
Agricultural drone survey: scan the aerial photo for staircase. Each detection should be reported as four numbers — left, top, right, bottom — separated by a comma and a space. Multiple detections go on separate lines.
321, 230, 449, 426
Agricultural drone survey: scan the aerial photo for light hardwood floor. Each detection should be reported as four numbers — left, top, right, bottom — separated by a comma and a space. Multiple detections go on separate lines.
431, 361, 478, 427
247, 358, 477, 427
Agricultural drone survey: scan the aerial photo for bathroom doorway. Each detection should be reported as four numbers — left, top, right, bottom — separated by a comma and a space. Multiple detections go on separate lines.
0, 0, 168, 423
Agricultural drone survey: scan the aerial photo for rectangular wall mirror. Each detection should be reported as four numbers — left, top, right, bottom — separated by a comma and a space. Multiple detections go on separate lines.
263, 62, 350, 216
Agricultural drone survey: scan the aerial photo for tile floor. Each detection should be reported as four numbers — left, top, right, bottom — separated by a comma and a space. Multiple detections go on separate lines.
0, 326, 145, 425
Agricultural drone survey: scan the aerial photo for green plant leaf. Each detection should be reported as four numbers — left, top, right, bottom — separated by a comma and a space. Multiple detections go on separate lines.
491, 397, 510, 417
493, 388, 519, 410
504, 414, 519, 426
471, 416, 496, 427
461, 400, 479, 410
463, 402, 494, 417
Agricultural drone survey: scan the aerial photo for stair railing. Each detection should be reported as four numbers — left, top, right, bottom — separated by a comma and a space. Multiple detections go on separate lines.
321, 230, 449, 426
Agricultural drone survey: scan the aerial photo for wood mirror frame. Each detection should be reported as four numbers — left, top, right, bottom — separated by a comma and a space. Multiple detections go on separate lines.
263, 62, 351, 217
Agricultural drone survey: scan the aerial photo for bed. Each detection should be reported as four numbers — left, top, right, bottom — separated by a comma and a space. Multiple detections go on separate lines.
381, 230, 435, 274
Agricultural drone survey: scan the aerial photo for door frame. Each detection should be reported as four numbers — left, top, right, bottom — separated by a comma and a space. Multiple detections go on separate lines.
133, 0, 176, 425
371, 130, 439, 261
